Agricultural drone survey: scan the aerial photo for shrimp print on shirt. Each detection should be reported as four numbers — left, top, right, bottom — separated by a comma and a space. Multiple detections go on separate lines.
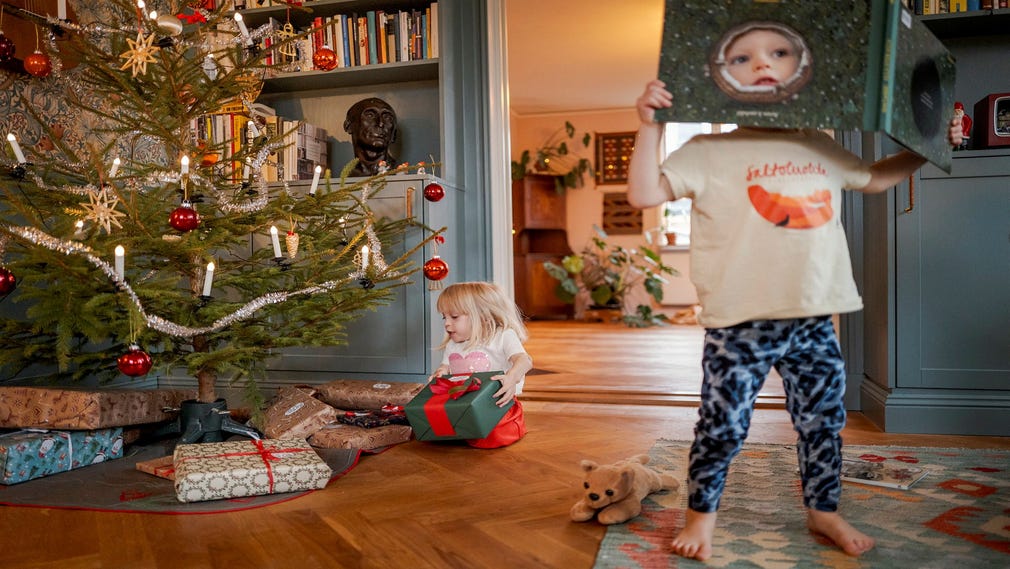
745, 159, 833, 229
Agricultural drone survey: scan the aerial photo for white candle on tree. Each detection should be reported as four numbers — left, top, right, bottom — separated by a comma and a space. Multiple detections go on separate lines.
270, 226, 282, 258
7, 134, 26, 164
234, 13, 253, 46
58, 0, 67, 20
109, 157, 121, 178
202, 262, 215, 296
361, 245, 370, 272
180, 154, 189, 175
309, 165, 322, 195
114, 246, 125, 281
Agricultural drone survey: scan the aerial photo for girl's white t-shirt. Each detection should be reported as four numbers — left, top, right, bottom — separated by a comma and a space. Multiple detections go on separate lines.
660, 128, 873, 328
441, 328, 527, 394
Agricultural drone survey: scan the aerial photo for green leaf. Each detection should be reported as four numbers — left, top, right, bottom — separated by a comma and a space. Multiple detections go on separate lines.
590, 285, 613, 307
561, 255, 583, 274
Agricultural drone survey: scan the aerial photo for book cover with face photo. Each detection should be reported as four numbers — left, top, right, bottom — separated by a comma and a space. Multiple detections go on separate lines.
655, 0, 954, 172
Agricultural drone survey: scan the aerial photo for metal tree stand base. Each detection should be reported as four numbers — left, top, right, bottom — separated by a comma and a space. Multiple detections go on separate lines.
161, 399, 260, 444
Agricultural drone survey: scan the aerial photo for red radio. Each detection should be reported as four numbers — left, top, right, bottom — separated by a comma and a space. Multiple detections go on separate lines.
972, 93, 1010, 149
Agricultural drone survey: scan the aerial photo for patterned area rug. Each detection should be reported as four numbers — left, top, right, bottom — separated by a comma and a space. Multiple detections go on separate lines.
594, 440, 1010, 568
0, 439, 362, 514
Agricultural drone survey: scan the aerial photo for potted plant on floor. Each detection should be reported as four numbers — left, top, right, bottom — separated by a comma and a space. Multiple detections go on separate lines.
542, 226, 678, 327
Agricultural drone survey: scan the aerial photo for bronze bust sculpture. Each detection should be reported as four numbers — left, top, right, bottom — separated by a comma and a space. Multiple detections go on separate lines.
344, 97, 398, 176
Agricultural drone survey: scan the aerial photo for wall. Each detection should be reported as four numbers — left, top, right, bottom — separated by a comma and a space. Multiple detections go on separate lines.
509, 109, 697, 306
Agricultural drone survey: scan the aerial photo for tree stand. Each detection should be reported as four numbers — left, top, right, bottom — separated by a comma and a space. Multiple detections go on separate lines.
166, 399, 260, 444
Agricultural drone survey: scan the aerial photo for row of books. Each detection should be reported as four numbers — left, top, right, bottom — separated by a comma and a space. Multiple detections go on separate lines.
913, 0, 1009, 13
258, 3, 439, 74
192, 108, 329, 183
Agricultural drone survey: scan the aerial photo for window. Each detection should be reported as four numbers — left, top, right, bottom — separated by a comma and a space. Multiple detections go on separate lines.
658, 122, 737, 246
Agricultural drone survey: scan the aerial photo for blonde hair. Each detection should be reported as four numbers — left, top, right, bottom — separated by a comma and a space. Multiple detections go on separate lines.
436, 281, 528, 351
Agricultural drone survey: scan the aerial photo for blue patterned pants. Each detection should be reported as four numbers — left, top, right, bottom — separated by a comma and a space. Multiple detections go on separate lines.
687, 316, 846, 513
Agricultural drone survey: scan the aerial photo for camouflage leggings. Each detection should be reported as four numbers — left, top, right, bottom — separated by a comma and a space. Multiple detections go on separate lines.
687, 316, 846, 513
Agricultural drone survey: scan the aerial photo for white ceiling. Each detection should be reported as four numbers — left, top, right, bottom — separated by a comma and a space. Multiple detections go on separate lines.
505, 0, 666, 116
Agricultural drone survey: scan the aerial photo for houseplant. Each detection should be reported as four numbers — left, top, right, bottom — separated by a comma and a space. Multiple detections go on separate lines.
542, 226, 678, 327
512, 121, 592, 193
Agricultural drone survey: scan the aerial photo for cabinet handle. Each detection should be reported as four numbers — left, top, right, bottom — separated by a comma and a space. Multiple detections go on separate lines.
903, 176, 914, 214
406, 186, 415, 219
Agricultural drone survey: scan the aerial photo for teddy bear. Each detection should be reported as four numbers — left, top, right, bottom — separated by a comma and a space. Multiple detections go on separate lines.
570, 454, 679, 525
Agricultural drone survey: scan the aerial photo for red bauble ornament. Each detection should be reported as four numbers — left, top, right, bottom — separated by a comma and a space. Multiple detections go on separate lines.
0, 33, 15, 63
423, 256, 449, 281
0, 267, 16, 295
117, 345, 153, 377
24, 50, 52, 78
313, 46, 337, 71
169, 201, 200, 232
423, 182, 445, 202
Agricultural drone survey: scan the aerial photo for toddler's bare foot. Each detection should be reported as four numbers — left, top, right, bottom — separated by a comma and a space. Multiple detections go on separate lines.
807, 509, 875, 556
671, 509, 716, 561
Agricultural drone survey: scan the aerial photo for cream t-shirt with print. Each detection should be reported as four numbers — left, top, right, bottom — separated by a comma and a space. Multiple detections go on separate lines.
441, 328, 528, 394
660, 128, 873, 328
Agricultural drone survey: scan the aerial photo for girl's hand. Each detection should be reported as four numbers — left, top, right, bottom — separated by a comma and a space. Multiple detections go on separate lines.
491, 373, 521, 407
947, 117, 964, 148
428, 365, 449, 382
637, 79, 673, 124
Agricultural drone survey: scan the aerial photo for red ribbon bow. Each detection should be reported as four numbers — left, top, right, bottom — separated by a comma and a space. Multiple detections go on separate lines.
423, 375, 482, 436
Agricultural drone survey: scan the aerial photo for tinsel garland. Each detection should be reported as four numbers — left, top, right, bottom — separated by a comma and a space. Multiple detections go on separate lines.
3, 224, 359, 339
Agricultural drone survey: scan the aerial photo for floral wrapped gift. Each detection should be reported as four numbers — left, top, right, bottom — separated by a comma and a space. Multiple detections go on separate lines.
173, 438, 331, 503
0, 387, 195, 429
258, 386, 339, 440
314, 379, 425, 410
404, 372, 512, 441
308, 423, 413, 450
0, 428, 124, 485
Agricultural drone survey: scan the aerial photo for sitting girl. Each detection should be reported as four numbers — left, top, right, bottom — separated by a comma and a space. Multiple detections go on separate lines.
430, 282, 533, 448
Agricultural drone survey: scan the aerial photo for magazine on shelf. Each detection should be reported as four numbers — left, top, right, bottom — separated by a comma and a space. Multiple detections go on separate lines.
840, 458, 929, 490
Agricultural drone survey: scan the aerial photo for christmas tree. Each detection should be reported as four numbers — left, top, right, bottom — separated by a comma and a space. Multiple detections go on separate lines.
0, 1, 439, 409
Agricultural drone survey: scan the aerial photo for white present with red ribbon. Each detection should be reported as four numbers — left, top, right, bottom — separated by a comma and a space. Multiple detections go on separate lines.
173, 438, 331, 503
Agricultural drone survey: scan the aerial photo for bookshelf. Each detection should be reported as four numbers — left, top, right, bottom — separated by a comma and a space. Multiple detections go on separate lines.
220, 1, 488, 387
919, 8, 1010, 38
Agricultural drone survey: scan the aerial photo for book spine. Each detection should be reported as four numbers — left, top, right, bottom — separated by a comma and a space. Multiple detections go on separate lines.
878, 0, 903, 133
366, 11, 379, 65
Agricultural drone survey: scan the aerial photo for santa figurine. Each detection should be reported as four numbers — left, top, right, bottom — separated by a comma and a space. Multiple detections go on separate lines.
954, 102, 971, 151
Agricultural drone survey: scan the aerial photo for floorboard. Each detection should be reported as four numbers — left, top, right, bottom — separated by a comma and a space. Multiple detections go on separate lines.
1, 320, 1006, 568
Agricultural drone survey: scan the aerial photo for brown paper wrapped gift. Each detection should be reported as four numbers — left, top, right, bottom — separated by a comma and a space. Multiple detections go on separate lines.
173, 438, 331, 503
135, 455, 175, 480
314, 380, 424, 410
0, 387, 195, 429
309, 423, 413, 450
260, 386, 339, 440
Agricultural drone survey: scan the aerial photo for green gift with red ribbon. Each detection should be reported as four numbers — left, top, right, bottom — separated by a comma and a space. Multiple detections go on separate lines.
405, 372, 512, 441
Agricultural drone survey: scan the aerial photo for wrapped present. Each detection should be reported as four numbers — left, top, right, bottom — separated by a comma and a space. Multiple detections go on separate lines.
337, 404, 409, 428
314, 379, 424, 410
404, 372, 512, 441
0, 387, 195, 429
259, 386, 339, 440
0, 428, 124, 485
309, 423, 413, 450
173, 438, 331, 503
135, 455, 175, 480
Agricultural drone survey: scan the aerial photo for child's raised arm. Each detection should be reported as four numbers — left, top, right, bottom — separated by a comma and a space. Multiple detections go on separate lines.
860, 118, 964, 193
627, 80, 676, 209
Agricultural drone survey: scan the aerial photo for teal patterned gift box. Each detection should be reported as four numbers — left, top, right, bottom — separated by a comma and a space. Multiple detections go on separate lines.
0, 428, 124, 485
405, 372, 512, 441
173, 438, 332, 503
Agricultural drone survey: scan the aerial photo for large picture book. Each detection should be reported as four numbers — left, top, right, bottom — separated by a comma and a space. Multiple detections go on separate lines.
841, 457, 929, 490
655, 0, 954, 172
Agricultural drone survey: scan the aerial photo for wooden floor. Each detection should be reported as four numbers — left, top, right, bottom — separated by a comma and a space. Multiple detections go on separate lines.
3, 321, 1008, 569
